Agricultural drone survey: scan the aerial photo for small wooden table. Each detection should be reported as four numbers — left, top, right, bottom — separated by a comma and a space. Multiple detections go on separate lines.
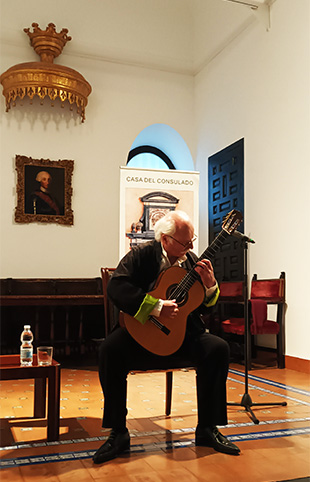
0, 354, 60, 441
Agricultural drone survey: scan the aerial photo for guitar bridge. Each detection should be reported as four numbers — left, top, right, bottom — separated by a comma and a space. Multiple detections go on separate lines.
149, 316, 171, 336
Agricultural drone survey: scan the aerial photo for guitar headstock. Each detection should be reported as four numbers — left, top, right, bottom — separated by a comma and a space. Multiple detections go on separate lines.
222, 210, 243, 235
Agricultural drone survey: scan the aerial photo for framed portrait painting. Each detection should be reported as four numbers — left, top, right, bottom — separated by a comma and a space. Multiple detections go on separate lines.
15, 155, 74, 225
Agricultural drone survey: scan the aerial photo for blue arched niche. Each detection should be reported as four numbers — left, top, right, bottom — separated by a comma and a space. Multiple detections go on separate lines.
127, 123, 195, 171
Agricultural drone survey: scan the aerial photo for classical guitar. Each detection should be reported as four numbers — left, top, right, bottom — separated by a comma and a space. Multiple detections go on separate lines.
122, 209, 243, 356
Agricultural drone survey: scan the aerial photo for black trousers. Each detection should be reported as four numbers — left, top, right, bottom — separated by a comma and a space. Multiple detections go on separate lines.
98, 326, 230, 430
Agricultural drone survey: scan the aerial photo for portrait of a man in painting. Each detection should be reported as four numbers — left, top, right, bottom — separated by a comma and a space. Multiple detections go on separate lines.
15, 155, 74, 225
25, 168, 64, 216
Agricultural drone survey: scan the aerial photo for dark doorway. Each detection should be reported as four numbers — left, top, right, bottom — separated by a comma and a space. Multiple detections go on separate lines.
208, 139, 244, 282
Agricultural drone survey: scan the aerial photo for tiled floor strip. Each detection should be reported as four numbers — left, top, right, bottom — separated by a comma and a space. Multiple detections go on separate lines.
229, 369, 310, 396
1, 427, 310, 468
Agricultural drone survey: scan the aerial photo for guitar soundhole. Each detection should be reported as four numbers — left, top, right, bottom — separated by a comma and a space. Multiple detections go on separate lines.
166, 284, 188, 307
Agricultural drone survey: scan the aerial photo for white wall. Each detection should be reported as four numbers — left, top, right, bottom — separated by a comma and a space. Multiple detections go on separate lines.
0, 2, 195, 278
0, 61, 194, 277
195, 0, 310, 360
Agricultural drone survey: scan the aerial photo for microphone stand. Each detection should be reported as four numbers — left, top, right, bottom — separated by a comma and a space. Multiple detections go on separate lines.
227, 238, 287, 424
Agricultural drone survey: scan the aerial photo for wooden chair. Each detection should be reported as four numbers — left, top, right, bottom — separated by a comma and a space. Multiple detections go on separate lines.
221, 273, 286, 368
100, 267, 195, 416
219, 279, 245, 334
216, 280, 245, 362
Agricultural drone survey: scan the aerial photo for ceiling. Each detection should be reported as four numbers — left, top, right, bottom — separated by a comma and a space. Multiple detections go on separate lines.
0, 0, 275, 76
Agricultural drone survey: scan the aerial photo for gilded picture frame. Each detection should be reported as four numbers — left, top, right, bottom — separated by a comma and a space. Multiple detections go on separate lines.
15, 155, 74, 225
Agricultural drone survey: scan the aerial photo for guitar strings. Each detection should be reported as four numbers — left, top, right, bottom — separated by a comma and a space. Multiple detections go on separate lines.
168, 231, 229, 301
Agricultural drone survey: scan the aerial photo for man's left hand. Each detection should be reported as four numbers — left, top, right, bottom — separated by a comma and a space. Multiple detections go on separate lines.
194, 259, 216, 289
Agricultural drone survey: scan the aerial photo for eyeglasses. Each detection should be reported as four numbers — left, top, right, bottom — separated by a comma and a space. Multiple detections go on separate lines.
166, 234, 197, 249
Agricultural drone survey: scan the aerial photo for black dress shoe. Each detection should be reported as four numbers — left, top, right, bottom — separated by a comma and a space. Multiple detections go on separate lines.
195, 426, 240, 455
93, 429, 130, 464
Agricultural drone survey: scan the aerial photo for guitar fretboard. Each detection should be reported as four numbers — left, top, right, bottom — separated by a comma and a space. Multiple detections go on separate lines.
169, 229, 230, 301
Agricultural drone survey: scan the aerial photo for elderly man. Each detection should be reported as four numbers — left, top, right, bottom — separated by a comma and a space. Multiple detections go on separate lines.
93, 210, 240, 464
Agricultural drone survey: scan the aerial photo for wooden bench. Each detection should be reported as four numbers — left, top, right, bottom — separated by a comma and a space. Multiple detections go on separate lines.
0, 277, 105, 356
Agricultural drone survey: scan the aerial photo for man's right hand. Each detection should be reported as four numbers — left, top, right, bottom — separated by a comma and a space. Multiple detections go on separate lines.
160, 299, 179, 318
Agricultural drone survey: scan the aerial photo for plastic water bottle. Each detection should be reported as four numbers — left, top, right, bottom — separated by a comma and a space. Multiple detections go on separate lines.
20, 325, 33, 366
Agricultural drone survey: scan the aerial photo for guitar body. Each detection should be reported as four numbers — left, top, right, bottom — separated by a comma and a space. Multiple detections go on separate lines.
122, 209, 243, 356
123, 266, 205, 356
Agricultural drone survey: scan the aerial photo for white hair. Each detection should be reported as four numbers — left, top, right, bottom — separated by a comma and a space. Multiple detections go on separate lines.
154, 210, 191, 242
36, 171, 51, 182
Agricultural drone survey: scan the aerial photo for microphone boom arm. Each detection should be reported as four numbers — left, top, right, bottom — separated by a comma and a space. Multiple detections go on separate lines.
232, 231, 255, 244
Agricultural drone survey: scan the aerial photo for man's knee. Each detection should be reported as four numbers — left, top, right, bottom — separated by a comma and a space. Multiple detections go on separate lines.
202, 334, 230, 363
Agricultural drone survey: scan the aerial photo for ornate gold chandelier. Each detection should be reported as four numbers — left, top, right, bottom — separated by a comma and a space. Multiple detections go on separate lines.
0, 23, 92, 122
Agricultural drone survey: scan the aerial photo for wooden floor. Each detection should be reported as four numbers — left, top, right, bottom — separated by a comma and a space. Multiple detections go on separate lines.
0, 356, 309, 482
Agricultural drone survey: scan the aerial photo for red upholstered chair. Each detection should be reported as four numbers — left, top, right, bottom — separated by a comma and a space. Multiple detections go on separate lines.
219, 280, 245, 336
100, 267, 195, 416
221, 273, 286, 368
219, 281, 244, 301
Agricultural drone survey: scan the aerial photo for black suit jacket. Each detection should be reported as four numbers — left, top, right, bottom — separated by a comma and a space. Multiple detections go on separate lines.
107, 240, 210, 337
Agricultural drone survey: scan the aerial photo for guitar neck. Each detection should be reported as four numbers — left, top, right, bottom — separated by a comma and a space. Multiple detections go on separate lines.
169, 229, 230, 300
197, 229, 230, 262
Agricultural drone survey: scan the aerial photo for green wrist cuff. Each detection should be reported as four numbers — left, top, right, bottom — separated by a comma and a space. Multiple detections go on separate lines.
134, 294, 159, 325
205, 286, 220, 307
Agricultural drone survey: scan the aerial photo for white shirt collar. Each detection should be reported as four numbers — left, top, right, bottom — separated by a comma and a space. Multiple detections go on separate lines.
161, 243, 187, 268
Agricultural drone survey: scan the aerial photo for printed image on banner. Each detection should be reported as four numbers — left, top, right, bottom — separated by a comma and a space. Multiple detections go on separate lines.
119, 167, 199, 258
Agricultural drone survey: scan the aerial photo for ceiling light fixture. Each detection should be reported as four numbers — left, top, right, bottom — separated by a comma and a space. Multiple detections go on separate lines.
0, 23, 92, 122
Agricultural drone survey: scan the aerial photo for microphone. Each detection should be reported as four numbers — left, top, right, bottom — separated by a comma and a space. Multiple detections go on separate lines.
233, 231, 255, 244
